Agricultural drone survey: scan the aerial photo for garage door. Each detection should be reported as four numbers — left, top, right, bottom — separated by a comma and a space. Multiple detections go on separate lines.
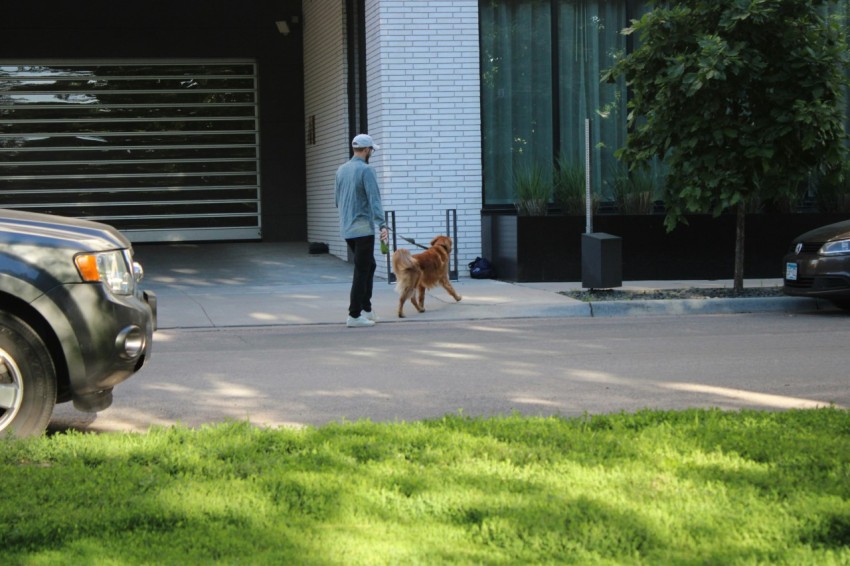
0, 60, 260, 242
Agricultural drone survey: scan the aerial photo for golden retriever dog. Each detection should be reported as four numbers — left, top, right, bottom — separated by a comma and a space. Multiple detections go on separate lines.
391, 235, 462, 318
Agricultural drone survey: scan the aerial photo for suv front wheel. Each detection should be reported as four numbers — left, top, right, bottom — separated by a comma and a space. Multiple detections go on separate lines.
0, 313, 57, 437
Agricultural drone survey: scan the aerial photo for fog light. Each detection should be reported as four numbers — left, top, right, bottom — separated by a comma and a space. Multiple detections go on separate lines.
116, 325, 145, 359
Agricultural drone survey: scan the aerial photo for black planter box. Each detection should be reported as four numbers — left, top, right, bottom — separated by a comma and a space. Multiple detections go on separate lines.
483, 212, 849, 282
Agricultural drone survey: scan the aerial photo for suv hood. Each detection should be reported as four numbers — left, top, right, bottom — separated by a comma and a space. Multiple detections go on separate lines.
0, 209, 130, 252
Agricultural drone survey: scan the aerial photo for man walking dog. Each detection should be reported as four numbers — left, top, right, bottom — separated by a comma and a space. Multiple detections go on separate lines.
335, 134, 389, 328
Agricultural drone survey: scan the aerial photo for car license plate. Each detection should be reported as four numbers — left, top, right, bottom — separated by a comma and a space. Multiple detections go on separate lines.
786, 262, 798, 281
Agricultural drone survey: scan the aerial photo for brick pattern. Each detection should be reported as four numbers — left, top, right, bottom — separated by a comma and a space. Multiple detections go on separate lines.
304, 0, 350, 260
363, 0, 482, 273
305, 0, 483, 275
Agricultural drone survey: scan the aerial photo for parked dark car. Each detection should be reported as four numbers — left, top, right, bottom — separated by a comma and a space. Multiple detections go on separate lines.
783, 219, 850, 310
0, 209, 156, 436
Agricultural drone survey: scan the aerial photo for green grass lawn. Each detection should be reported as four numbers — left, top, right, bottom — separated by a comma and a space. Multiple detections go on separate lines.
2, 409, 849, 565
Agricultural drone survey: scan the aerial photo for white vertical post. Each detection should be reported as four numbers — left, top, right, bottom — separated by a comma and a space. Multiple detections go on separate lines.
585, 118, 592, 234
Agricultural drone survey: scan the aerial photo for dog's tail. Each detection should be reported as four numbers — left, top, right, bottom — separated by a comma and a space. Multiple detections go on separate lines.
392, 248, 418, 290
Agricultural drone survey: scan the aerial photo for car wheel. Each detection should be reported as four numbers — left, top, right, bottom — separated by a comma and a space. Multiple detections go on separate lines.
0, 313, 57, 437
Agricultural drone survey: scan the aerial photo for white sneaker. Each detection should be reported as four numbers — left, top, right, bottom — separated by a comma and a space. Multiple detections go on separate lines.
346, 315, 375, 328
363, 311, 379, 322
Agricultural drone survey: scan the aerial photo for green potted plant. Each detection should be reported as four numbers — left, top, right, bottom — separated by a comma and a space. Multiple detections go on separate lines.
609, 165, 656, 214
513, 162, 551, 216
553, 154, 598, 215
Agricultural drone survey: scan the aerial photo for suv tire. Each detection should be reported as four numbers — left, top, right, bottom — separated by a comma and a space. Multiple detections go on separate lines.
0, 313, 57, 437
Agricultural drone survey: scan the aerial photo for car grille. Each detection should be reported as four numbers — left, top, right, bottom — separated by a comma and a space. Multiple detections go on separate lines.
785, 277, 814, 289
819, 277, 850, 290
785, 277, 850, 291
795, 242, 823, 254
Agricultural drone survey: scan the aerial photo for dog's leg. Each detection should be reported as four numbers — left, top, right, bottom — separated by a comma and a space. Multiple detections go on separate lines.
415, 286, 426, 312
397, 286, 417, 318
398, 289, 410, 318
440, 278, 462, 302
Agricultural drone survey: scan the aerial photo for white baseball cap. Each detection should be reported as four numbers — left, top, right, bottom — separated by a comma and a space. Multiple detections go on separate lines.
351, 133, 380, 150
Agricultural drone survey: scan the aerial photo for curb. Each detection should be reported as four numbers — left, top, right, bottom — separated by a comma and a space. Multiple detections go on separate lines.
587, 296, 832, 317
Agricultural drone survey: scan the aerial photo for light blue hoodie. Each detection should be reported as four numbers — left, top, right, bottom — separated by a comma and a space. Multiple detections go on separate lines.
335, 155, 386, 239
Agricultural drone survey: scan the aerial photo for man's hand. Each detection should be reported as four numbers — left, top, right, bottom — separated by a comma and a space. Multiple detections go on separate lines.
380, 227, 388, 243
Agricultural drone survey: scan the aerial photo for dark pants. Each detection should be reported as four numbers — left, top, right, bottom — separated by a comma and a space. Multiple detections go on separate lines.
346, 235, 376, 318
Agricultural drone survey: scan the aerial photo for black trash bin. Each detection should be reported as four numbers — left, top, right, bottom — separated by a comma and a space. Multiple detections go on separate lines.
581, 232, 622, 289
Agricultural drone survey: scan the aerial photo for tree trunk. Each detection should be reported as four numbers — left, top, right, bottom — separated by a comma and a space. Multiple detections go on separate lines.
734, 203, 745, 294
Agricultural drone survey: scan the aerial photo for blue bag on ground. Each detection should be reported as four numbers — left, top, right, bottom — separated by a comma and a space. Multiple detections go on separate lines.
468, 256, 496, 279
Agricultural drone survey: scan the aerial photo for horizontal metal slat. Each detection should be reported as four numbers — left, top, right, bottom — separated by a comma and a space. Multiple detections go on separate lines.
0, 60, 260, 242
0, 157, 258, 166
1, 144, 254, 152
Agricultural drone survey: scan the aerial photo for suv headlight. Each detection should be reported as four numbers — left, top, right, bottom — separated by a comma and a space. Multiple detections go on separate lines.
820, 239, 850, 257
74, 250, 135, 295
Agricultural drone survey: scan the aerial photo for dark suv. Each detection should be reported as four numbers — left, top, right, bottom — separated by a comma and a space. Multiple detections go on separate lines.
0, 209, 156, 436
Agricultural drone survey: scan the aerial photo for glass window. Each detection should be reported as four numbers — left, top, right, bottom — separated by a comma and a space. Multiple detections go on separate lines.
557, 1, 627, 201
480, 0, 638, 208
481, 0, 553, 206
481, 0, 850, 211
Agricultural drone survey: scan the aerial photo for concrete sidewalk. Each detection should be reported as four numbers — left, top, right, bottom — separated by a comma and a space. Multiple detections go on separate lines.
133, 242, 834, 330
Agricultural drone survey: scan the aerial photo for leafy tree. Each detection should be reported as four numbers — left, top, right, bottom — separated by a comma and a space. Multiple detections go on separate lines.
604, 0, 849, 292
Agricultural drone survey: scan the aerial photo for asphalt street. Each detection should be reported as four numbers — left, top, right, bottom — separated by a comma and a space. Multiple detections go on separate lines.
50, 311, 849, 433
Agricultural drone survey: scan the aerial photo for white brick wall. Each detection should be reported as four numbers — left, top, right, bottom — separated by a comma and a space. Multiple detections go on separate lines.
364, 0, 482, 273
303, 0, 350, 260
304, 0, 483, 276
